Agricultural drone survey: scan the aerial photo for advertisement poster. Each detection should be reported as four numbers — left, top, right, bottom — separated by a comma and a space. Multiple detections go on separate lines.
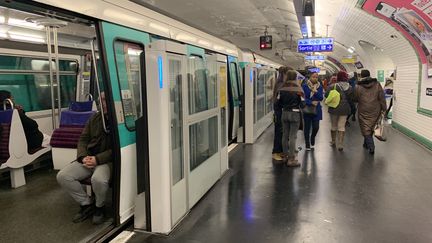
361, 0, 432, 112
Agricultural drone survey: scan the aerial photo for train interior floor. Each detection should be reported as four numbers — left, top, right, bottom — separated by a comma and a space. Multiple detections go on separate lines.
0, 163, 113, 243
125, 117, 432, 243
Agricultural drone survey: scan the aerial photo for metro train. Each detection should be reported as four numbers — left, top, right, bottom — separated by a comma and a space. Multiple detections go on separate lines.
0, 0, 281, 242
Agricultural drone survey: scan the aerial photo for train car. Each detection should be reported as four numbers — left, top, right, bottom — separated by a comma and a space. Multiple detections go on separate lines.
0, 0, 282, 242
239, 51, 279, 144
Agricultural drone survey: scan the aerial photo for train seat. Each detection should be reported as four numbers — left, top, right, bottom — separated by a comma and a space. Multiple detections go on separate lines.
0, 109, 51, 188
50, 106, 96, 170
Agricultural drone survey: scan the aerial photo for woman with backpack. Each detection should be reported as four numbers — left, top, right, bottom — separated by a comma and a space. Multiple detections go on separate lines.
325, 71, 353, 151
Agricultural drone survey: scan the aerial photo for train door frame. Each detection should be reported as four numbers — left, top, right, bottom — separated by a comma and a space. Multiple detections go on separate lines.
97, 21, 151, 234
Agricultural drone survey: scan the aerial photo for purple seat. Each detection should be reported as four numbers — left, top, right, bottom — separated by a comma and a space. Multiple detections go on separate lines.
0, 110, 13, 165
60, 110, 95, 127
69, 101, 93, 112
50, 125, 85, 148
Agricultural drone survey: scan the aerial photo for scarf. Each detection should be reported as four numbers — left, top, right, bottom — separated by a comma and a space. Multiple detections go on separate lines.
307, 79, 320, 98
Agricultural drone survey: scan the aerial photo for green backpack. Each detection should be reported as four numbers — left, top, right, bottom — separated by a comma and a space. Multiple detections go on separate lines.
325, 84, 341, 108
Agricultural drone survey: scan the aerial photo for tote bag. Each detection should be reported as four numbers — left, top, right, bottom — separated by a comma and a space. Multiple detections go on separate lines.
374, 114, 387, 142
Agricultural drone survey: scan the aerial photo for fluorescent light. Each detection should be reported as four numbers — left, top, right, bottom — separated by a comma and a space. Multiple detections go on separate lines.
0, 16, 5, 24
0, 32, 6, 39
198, 39, 210, 47
8, 31, 45, 43
347, 46, 355, 53
306, 16, 312, 38
127, 49, 142, 56
149, 22, 170, 34
8, 18, 44, 30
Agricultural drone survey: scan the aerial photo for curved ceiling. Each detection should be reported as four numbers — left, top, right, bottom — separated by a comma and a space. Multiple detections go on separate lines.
131, 0, 409, 73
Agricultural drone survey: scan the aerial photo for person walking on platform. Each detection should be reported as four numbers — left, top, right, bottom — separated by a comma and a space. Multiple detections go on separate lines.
384, 73, 394, 120
272, 66, 289, 161
325, 71, 352, 151
275, 70, 304, 167
302, 72, 324, 151
354, 70, 387, 154
346, 72, 358, 126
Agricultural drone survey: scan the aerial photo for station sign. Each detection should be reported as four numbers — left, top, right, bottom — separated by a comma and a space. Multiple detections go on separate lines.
308, 67, 321, 73
305, 55, 326, 60
298, 37, 334, 53
341, 55, 357, 64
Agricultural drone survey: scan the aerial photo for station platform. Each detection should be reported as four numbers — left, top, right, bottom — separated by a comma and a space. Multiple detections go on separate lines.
121, 116, 432, 243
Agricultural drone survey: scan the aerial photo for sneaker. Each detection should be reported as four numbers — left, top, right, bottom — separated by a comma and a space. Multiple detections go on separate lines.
305, 146, 311, 151
272, 153, 283, 161
92, 206, 105, 225
73, 204, 94, 223
310, 145, 315, 150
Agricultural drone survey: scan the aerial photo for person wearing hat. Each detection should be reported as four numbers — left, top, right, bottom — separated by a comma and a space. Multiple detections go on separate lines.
325, 71, 353, 151
354, 69, 387, 154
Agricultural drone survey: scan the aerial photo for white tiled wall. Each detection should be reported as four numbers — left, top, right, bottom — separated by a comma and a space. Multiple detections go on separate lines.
331, 0, 432, 143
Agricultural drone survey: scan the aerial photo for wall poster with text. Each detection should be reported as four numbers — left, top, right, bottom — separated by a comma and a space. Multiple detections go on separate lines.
361, 0, 432, 113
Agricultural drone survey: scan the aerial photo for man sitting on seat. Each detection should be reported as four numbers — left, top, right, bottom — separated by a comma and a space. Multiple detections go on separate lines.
57, 93, 112, 225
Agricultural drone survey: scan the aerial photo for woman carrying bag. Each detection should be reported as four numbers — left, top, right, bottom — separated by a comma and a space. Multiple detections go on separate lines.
325, 71, 353, 151
302, 72, 324, 151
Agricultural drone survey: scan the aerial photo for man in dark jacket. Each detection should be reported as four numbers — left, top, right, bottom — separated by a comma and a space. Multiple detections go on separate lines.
272, 66, 288, 161
57, 93, 112, 225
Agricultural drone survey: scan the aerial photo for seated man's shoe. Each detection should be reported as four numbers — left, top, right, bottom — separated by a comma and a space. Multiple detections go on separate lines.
92, 206, 106, 225
73, 204, 94, 223
272, 153, 283, 161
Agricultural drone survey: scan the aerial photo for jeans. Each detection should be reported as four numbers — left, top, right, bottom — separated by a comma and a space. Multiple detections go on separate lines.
57, 161, 111, 207
272, 109, 283, 154
282, 111, 300, 158
364, 135, 375, 150
303, 115, 320, 148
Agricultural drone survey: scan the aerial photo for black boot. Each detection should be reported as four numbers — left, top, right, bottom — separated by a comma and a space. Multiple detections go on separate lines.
73, 204, 94, 223
92, 206, 106, 225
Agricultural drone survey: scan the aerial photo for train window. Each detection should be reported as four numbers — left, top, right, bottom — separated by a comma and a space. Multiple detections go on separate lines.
0, 55, 77, 112
189, 115, 218, 171
169, 57, 184, 185
113, 41, 144, 130
229, 62, 239, 101
265, 71, 275, 115
187, 56, 216, 114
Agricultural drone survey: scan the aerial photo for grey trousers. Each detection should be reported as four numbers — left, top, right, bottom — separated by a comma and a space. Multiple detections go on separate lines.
282, 111, 300, 158
57, 161, 111, 207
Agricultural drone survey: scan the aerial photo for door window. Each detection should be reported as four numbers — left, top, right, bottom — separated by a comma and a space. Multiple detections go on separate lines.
114, 41, 144, 130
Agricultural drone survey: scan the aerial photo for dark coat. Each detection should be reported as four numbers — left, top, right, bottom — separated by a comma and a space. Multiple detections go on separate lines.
354, 78, 387, 136
77, 112, 112, 165
19, 110, 43, 151
275, 81, 304, 110
325, 82, 352, 116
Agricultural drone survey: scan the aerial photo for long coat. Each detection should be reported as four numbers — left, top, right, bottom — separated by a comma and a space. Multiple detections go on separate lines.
354, 78, 387, 136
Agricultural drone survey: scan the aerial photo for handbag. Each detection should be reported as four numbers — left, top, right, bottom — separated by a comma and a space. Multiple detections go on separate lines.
302, 105, 317, 115
374, 114, 387, 142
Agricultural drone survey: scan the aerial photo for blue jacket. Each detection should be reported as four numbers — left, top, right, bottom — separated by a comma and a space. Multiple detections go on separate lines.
302, 83, 324, 120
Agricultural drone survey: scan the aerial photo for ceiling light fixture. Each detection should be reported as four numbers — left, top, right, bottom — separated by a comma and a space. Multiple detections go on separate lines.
8, 18, 44, 30
0, 16, 5, 24
305, 16, 312, 37
347, 46, 355, 53
8, 31, 45, 43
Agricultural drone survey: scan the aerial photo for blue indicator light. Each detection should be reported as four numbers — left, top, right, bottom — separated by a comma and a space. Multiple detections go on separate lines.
158, 56, 163, 89
250, 69, 253, 83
